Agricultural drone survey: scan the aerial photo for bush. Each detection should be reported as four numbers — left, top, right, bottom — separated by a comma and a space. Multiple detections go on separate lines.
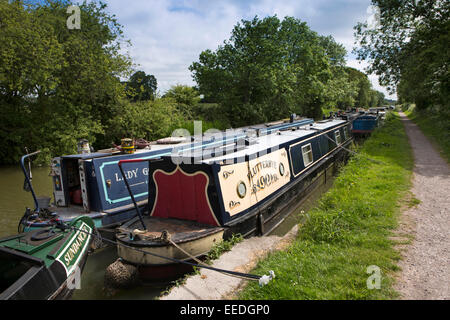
163, 85, 201, 118
103, 98, 185, 146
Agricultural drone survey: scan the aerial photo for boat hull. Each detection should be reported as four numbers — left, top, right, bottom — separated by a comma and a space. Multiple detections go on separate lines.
0, 216, 94, 300
223, 138, 350, 238
112, 117, 354, 282
115, 217, 224, 274
117, 229, 224, 266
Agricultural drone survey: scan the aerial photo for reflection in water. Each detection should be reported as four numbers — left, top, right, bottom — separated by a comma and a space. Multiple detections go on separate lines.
0, 165, 53, 237
0, 165, 165, 300
71, 246, 166, 300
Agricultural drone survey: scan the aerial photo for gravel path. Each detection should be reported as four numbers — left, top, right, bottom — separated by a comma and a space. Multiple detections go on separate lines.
394, 112, 449, 300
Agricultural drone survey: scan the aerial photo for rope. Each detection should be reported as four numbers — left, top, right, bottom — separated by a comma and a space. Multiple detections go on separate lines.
322, 132, 386, 165
67, 224, 263, 282
166, 234, 261, 282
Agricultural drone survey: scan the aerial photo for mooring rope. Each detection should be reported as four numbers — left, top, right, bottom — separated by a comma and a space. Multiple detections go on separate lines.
321, 132, 386, 165
66, 224, 267, 283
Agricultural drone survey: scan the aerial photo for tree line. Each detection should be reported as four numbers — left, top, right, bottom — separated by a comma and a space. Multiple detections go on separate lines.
354, 0, 449, 111
0, 0, 386, 165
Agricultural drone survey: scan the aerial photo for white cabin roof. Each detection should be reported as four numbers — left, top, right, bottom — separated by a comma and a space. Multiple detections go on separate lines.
172, 119, 347, 164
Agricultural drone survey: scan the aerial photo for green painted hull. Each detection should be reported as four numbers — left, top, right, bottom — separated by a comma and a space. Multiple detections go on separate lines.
0, 216, 94, 300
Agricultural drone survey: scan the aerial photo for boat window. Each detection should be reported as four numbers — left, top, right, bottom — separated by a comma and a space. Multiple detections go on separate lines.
335, 130, 342, 145
344, 127, 348, 140
302, 144, 313, 167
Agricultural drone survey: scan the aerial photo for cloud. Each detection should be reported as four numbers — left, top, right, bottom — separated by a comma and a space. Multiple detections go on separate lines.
104, 0, 395, 99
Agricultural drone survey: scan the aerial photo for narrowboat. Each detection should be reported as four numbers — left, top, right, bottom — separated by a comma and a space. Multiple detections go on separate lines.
351, 114, 380, 135
0, 216, 94, 300
113, 116, 353, 279
18, 135, 239, 239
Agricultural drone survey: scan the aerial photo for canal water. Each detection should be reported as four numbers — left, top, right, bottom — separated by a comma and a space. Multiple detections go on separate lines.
0, 164, 336, 300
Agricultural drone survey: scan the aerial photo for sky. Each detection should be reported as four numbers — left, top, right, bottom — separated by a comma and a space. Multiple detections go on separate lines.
102, 0, 394, 99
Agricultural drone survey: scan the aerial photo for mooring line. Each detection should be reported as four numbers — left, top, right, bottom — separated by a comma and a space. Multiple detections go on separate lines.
67, 224, 264, 282
322, 133, 386, 165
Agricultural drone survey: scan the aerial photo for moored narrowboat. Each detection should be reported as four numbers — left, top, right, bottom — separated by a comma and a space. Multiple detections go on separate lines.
351, 114, 380, 135
18, 135, 232, 239
0, 216, 94, 300
113, 116, 353, 279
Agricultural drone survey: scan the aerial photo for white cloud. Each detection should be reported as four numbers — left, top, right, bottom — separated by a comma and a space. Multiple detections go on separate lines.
106, 0, 242, 91
104, 0, 394, 99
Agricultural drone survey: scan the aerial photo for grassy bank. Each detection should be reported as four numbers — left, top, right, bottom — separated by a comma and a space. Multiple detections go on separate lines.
403, 104, 450, 163
238, 113, 413, 300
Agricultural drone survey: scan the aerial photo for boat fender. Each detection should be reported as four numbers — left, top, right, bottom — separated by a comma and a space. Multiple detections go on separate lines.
104, 259, 139, 290
258, 270, 275, 287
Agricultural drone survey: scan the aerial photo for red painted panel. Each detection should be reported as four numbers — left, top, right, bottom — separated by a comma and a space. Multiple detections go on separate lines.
152, 168, 219, 226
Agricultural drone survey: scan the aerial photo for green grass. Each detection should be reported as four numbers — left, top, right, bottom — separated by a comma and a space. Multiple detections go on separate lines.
205, 233, 244, 262
238, 112, 414, 300
403, 104, 450, 163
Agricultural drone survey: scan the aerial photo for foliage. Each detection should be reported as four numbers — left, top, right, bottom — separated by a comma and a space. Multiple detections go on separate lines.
163, 85, 201, 118
323, 68, 358, 110
205, 233, 244, 262
354, 0, 449, 109
345, 67, 372, 108
239, 113, 414, 299
104, 98, 185, 145
0, 0, 132, 164
404, 104, 450, 163
190, 16, 349, 126
322, 66, 386, 112
125, 70, 157, 102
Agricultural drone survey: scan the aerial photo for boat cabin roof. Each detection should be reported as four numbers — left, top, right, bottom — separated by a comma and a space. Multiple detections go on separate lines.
173, 119, 347, 164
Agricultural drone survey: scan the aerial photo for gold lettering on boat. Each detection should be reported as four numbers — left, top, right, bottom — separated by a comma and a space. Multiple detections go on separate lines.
63, 225, 89, 267
218, 149, 291, 217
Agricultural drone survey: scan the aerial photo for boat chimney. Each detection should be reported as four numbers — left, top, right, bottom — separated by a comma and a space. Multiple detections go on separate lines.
290, 114, 296, 123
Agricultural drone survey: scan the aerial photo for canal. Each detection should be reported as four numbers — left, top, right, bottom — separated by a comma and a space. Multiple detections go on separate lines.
0, 163, 336, 299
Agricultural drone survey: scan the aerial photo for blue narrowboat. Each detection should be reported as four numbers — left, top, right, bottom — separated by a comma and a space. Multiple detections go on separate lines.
351, 114, 379, 135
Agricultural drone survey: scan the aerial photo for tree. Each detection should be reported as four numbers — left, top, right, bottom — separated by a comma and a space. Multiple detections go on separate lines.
323, 67, 358, 110
105, 98, 184, 144
0, 0, 132, 164
190, 16, 341, 126
125, 71, 157, 102
345, 67, 372, 108
354, 0, 449, 109
163, 85, 201, 118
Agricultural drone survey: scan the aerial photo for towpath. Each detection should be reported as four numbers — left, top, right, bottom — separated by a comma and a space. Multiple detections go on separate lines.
394, 112, 449, 299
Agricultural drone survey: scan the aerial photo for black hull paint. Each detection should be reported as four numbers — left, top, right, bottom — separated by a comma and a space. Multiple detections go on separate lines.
0, 247, 91, 300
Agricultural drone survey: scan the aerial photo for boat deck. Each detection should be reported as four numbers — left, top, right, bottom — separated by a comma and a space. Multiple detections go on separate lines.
117, 217, 224, 245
